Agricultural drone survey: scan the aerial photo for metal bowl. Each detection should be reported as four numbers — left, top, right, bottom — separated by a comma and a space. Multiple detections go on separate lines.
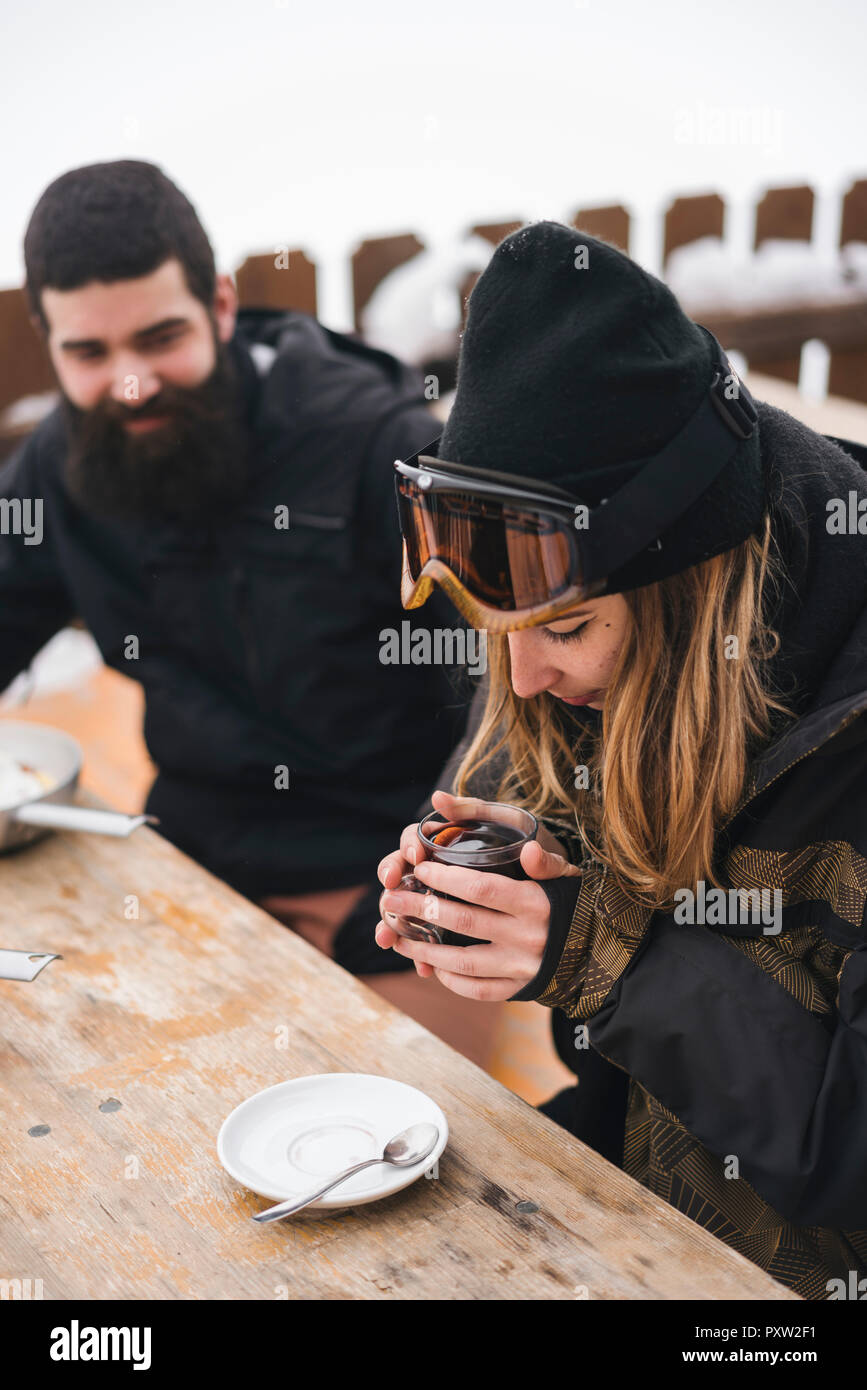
0, 721, 83, 852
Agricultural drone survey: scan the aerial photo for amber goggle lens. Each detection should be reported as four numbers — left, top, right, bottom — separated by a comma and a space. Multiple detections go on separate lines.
397, 477, 579, 611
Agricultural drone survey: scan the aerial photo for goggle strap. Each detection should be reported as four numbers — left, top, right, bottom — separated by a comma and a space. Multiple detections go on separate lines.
581, 384, 755, 577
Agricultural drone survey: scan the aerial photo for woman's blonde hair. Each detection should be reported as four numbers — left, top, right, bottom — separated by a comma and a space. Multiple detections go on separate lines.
454, 510, 798, 913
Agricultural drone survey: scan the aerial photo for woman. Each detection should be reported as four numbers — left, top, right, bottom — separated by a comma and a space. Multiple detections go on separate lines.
374, 222, 867, 1299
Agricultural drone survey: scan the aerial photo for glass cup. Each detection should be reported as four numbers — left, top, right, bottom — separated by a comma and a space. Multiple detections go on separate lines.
390, 800, 538, 947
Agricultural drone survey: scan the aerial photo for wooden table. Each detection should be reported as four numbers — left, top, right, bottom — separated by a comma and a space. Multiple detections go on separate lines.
0, 808, 797, 1301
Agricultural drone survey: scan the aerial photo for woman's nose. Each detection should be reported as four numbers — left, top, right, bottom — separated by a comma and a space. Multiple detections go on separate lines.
507, 631, 558, 699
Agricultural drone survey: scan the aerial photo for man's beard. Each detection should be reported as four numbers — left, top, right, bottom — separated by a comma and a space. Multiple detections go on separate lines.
62, 344, 251, 524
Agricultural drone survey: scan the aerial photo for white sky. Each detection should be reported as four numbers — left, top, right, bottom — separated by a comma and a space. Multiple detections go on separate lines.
2, 0, 865, 329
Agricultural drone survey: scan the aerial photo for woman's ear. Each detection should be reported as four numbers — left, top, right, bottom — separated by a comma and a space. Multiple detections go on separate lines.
213, 273, 238, 344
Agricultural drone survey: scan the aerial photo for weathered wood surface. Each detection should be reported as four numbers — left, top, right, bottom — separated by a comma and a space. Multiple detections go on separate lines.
0, 803, 797, 1300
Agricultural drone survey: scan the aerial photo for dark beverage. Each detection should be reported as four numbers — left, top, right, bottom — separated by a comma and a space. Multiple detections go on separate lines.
391, 802, 537, 947
427, 820, 526, 859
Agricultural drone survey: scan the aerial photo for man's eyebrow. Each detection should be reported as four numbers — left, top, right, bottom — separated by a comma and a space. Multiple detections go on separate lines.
60, 335, 105, 351
133, 316, 189, 340
59, 317, 190, 351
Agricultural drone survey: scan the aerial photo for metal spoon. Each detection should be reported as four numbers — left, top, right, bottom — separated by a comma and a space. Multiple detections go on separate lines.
251, 1121, 440, 1223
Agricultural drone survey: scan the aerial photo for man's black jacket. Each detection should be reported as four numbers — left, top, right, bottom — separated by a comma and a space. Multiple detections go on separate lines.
0, 309, 470, 907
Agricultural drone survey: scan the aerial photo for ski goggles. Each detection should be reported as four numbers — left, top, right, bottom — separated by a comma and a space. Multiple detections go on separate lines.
394, 326, 758, 632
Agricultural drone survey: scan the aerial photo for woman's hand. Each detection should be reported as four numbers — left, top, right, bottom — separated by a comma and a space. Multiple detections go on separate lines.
374, 788, 581, 998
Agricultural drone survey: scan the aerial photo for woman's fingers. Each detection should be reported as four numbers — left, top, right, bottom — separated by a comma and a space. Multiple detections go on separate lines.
378, 832, 419, 888
377, 853, 406, 890
520, 838, 583, 880
534, 824, 567, 857
410, 857, 548, 918
379, 886, 507, 943
374, 919, 399, 949
430, 788, 496, 822
374, 919, 435, 979
400, 821, 422, 866
377, 827, 432, 891
430, 968, 525, 1002
391, 933, 521, 979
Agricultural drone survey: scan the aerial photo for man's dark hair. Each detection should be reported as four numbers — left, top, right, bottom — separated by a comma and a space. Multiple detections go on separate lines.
24, 160, 217, 326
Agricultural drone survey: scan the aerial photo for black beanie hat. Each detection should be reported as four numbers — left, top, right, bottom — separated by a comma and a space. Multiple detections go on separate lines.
438, 221, 768, 595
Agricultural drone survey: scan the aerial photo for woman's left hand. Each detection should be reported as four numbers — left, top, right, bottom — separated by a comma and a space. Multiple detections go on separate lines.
375, 838, 582, 1001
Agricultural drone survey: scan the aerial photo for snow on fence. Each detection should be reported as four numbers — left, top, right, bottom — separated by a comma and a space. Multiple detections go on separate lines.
1, 179, 866, 460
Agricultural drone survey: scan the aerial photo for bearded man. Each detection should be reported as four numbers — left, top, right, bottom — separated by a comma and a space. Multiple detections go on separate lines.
0, 160, 481, 1048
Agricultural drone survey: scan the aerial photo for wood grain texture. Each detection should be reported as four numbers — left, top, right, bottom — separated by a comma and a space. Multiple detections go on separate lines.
0, 803, 798, 1301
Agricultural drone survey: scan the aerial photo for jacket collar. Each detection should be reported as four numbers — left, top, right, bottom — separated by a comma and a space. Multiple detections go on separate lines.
226, 332, 266, 436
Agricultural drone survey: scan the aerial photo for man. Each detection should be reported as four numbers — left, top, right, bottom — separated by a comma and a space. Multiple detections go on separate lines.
0, 159, 478, 1038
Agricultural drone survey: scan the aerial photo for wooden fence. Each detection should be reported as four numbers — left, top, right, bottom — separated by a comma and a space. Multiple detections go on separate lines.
2, 178, 866, 430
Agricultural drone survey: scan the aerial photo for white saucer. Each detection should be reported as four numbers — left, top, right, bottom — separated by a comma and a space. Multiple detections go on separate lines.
217, 1073, 449, 1210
